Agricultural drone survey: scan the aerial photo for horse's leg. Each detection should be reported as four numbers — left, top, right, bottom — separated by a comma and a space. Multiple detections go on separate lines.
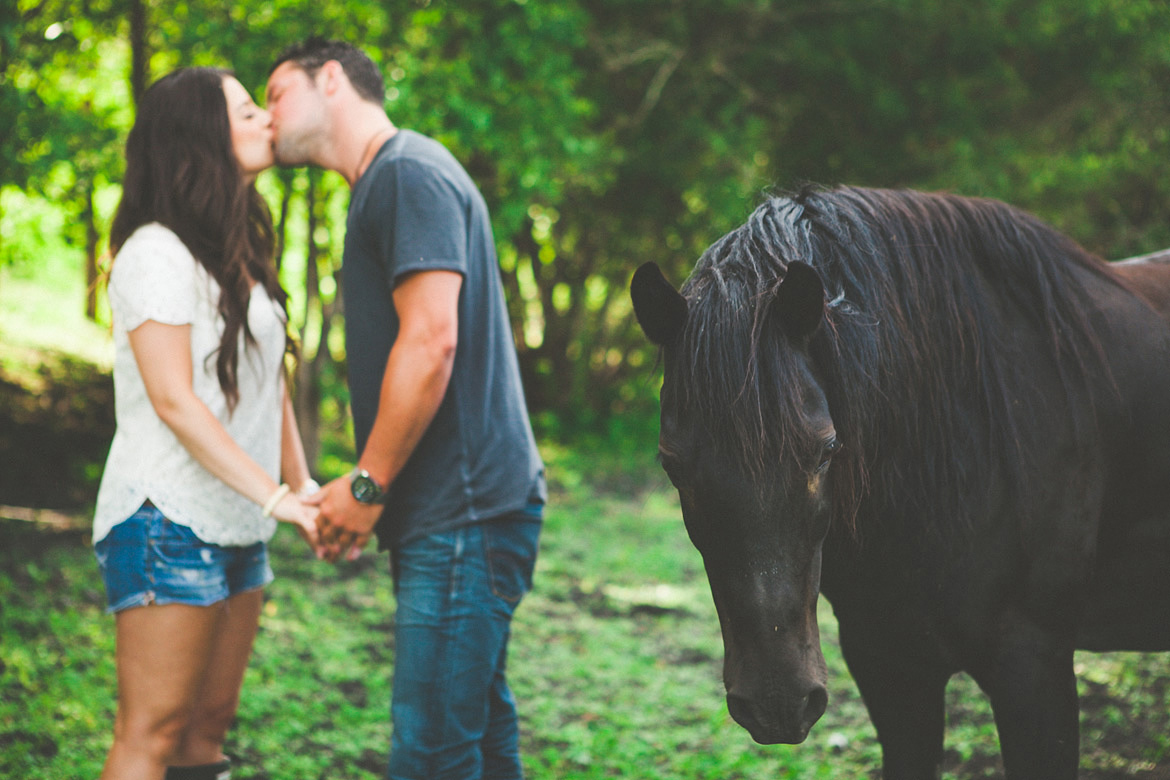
971, 610, 1079, 780
838, 619, 950, 780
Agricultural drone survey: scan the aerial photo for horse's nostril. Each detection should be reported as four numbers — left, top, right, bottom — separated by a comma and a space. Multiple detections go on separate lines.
803, 686, 828, 729
726, 686, 827, 744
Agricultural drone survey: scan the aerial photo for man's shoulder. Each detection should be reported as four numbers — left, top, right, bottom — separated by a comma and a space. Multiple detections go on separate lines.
375, 130, 469, 185
350, 131, 486, 242
391, 129, 453, 160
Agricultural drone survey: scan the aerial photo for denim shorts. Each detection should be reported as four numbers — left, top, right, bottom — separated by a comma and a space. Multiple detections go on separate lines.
94, 502, 273, 613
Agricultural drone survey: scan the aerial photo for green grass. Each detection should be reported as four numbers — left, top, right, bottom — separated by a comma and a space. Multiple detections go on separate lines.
4, 449, 1168, 779
0, 455, 887, 780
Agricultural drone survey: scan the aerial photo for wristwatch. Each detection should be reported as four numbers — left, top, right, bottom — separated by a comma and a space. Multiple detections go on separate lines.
349, 468, 388, 505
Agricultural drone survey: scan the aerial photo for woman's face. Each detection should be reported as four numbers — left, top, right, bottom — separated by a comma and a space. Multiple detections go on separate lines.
223, 76, 274, 180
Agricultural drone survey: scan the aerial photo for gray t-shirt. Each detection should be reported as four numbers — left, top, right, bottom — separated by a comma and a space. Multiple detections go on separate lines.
343, 129, 545, 548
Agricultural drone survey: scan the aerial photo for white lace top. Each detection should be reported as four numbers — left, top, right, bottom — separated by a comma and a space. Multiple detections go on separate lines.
93, 223, 285, 546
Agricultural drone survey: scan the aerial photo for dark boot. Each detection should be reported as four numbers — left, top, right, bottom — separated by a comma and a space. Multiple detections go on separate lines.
164, 759, 231, 780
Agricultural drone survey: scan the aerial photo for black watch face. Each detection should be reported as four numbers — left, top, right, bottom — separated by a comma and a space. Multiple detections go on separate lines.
351, 475, 381, 504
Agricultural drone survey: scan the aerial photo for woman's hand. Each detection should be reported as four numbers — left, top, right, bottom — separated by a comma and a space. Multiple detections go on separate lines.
270, 491, 322, 553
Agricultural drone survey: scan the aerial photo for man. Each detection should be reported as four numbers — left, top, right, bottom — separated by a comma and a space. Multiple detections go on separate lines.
266, 38, 546, 780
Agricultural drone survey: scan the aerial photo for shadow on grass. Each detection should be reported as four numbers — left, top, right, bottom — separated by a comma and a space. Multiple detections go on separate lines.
0, 347, 114, 511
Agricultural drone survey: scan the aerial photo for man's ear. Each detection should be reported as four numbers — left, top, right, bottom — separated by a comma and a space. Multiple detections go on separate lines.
319, 60, 345, 95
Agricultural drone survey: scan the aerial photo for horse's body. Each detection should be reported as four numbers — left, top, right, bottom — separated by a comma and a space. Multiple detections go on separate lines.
1114, 249, 1170, 320
630, 186, 1170, 779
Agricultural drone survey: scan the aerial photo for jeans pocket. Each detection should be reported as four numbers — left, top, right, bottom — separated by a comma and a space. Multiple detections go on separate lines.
94, 512, 147, 573
150, 518, 212, 568
484, 518, 540, 603
93, 536, 112, 569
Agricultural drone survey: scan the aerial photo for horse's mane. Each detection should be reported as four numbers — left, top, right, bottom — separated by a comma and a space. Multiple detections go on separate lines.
674, 185, 1119, 534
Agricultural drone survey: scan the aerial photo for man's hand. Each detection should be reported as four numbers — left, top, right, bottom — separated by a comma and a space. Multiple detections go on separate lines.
303, 476, 383, 563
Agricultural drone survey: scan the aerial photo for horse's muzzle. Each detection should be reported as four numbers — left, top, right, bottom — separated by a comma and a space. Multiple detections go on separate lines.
726, 685, 828, 744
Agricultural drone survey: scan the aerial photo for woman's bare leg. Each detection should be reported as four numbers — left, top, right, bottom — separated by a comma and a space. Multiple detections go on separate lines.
100, 604, 221, 780
170, 589, 264, 766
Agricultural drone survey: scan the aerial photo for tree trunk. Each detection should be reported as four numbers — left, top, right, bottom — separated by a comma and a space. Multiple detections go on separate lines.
0, 197, 5, 298
84, 183, 99, 320
128, 0, 148, 104
293, 174, 321, 472
274, 170, 294, 270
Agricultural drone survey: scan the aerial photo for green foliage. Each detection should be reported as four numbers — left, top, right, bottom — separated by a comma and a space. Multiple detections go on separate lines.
8, 0, 1170, 418
2, 1, 128, 263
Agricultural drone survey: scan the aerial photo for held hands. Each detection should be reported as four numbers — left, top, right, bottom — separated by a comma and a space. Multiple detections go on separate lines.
266, 483, 324, 556
302, 476, 382, 563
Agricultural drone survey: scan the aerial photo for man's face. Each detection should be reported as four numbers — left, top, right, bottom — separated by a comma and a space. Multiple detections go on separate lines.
265, 61, 327, 167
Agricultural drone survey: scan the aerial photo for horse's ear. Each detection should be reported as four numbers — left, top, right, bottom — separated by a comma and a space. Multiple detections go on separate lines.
771, 261, 825, 341
631, 262, 688, 346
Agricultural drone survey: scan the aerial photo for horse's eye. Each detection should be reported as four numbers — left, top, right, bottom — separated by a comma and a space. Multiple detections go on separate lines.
815, 437, 842, 474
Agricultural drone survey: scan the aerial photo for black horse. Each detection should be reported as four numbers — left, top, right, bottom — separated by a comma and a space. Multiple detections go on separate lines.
630, 186, 1170, 780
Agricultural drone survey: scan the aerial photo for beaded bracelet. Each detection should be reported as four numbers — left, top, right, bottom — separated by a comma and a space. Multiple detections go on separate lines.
262, 483, 291, 517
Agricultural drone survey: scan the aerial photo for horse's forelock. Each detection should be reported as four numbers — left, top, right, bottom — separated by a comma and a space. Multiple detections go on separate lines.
673, 199, 826, 482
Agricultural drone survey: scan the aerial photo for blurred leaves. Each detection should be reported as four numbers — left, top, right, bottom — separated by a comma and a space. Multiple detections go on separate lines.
3, 0, 1170, 423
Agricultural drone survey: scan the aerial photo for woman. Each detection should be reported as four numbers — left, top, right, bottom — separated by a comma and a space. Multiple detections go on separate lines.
93, 67, 319, 780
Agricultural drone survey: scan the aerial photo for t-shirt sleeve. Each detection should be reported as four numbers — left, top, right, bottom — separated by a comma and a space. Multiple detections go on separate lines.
108, 226, 199, 332
366, 159, 469, 287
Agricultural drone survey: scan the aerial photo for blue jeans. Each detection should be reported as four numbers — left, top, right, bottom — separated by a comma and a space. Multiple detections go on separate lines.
387, 510, 541, 780
94, 502, 272, 613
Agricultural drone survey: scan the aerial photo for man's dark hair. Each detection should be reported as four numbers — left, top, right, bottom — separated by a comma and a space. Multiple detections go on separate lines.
271, 37, 385, 104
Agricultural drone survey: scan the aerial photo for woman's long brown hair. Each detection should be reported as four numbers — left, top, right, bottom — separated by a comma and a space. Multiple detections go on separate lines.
110, 66, 289, 411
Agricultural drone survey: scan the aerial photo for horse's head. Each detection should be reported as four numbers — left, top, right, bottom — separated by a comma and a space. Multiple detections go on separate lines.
631, 259, 836, 745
